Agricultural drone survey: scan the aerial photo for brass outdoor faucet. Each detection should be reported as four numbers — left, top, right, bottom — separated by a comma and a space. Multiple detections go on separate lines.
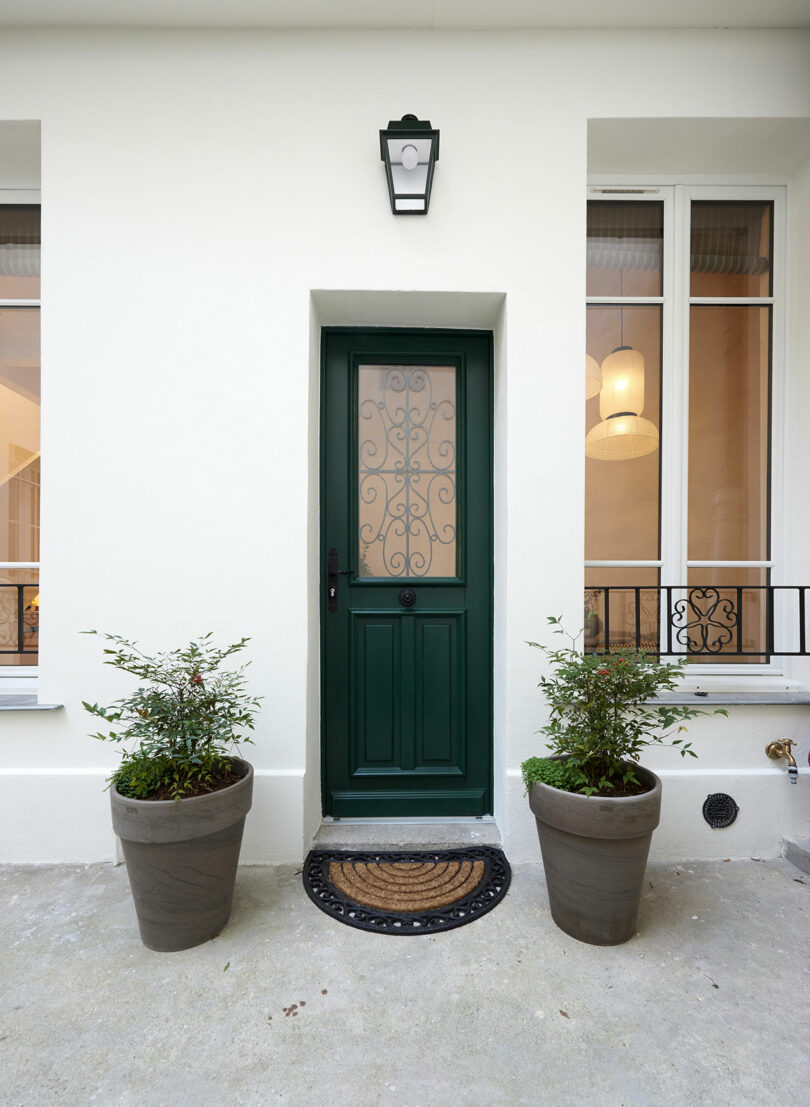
765, 739, 798, 782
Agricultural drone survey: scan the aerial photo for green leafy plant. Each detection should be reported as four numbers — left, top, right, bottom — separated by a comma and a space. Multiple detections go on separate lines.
521, 616, 727, 797
520, 756, 587, 794
83, 632, 261, 800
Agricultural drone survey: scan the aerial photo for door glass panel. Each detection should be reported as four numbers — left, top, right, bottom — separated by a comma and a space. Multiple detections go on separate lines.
587, 201, 663, 297
690, 201, 772, 298
357, 364, 457, 578
688, 306, 770, 563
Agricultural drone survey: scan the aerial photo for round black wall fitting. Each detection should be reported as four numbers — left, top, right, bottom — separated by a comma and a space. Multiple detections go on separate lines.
702, 793, 739, 828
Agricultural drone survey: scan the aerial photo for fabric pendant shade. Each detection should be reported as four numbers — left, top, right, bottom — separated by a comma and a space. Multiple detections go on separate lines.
599, 346, 645, 420
586, 354, 602, 399
585, 414, 659, 460
585, 344, 659, 460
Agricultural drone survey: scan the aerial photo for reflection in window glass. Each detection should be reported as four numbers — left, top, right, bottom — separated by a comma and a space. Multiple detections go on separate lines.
690, 201, 772, 298
684, 567, 768, 664
587, 201, 663, 298
0, 569, 38, 666
0, 206, 40, 300
584, 568, 660, 654
688, 307, 770, 564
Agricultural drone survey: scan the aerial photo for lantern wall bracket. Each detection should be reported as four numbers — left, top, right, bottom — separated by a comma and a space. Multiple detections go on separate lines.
379, 114, 440, 215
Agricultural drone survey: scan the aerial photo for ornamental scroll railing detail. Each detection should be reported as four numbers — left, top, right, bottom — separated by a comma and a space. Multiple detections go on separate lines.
357, 366, 456, 578
584, 585, 810, 657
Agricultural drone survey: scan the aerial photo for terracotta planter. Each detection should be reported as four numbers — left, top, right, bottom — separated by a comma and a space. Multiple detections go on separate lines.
111, 760, 253, 952
529, 764, 661, 946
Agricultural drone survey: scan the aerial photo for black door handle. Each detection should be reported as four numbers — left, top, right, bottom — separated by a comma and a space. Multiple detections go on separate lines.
327, 548, 352, 613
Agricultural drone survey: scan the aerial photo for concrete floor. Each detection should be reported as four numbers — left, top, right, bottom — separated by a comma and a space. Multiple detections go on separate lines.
1, 858, 808, 1107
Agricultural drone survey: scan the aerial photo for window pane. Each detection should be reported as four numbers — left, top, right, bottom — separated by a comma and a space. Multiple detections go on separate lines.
0, 308, 40, 563
0, 206, 40, 299
690, 201, 772, 298
587, 201, 663, 297
584, 569, 660, 653
357, 365, 456, 578
585, 306, 661, 561
0, 568, 38, 666
683, 568, 768, 663
688, 307, 769, 563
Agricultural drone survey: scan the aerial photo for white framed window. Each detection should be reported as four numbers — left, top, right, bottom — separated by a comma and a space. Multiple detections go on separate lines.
0, 194, 40, 690
584, 183, 788, 679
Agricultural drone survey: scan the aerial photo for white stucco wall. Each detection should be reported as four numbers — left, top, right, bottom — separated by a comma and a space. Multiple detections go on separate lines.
0, 27, 808, 863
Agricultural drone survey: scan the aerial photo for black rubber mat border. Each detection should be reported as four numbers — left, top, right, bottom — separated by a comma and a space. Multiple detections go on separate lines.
302, 846, 511, 935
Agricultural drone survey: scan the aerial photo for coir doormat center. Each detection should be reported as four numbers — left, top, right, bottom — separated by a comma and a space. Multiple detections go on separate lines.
302, 847, 511, 934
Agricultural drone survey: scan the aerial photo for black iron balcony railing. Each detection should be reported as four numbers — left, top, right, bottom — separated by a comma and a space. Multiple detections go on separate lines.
0, 582, 40, 658
2, 580, 809, 661
584, 585, 810, 657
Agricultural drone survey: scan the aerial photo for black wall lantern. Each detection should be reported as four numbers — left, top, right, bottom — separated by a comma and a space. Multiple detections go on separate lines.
379, 114, 440, 215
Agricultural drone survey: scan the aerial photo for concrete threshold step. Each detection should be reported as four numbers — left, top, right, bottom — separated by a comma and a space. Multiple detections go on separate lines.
310, 819, 502, 852
782, 835, 810, 876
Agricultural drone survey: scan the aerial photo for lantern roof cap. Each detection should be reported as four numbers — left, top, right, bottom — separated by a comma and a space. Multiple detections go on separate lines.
380, 115, 440, 160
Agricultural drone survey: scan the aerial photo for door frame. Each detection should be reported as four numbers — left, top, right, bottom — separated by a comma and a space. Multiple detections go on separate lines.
319, 326, 494, 818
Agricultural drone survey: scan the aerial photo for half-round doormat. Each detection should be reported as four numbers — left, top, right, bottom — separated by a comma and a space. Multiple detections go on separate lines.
302, 846, 511, 934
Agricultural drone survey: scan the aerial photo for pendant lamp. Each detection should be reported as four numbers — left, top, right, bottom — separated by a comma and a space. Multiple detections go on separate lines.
598, 346, 645, 420
585, 413, 660, 460
585, 344, 659, 460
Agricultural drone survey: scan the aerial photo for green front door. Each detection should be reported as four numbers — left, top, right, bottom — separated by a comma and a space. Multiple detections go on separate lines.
321, 328, 493, 817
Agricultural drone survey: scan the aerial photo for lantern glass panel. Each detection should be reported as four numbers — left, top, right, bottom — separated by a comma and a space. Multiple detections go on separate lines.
387, 136, 432, 209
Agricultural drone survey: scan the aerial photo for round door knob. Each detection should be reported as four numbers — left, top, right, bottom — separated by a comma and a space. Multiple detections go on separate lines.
399, 588, 417, 608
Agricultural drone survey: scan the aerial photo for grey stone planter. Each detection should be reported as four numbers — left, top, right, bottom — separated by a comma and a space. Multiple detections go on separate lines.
529, 764, 661, 946
111, 760, 253, 952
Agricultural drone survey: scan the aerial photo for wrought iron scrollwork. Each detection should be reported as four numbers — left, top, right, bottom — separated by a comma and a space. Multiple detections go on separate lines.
583, 583, 809, 657
672, 587, 737, 654
358, 366, 456, 577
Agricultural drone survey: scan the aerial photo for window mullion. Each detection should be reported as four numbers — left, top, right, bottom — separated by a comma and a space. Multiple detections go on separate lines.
659, 185, 684, 594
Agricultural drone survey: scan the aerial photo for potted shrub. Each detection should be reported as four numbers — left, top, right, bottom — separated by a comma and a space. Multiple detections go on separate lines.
522, 617, 725, 946
84, 632, 261, 952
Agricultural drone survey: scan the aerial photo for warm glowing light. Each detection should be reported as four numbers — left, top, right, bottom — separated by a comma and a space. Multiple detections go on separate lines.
586, 354, 601, 400
599, 346, 646, 420
585, 414, 659, 460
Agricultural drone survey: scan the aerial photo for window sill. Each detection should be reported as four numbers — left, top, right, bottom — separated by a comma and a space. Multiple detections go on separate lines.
653, 689, 810, 706
0, 695, 63, 711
